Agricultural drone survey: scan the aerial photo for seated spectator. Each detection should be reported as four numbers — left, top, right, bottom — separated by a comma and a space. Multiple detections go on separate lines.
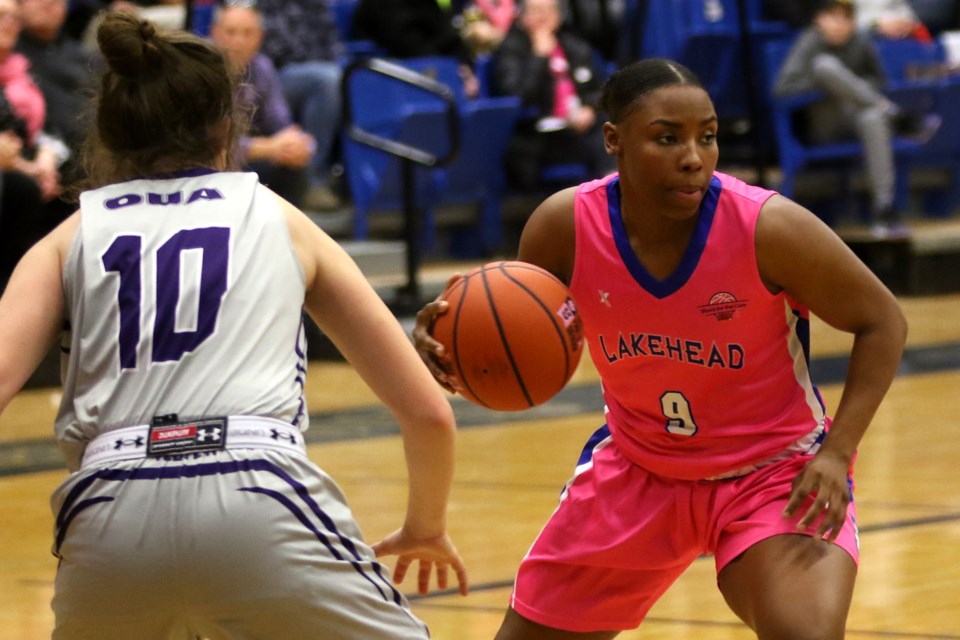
78, 1, 187, 52
774, 0, 941, 236
15, 0, 92, 229
460, 0, 516, 55
854, 0, 933, 40
257, 0, 344, 211
908, 0, 959, 35
210, 3, 315, 208
353, 0, 480, 98
491, 0, 615, 190
16, 0, 97, 173
0, 0, 59, 288
565, 0, 626, 64
0, 130, 44, 292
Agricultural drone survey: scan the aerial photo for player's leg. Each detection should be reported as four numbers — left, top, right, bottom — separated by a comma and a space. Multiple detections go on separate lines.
717, 533, 857, 640
494, 607, 619, 640
497, 425, 703, 637
185, 451, 431, 640
50, 464, 203, 640
712, 455, 860, 640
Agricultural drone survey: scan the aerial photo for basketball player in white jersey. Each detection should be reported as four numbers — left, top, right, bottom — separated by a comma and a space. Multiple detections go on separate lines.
0, 12, 468, 639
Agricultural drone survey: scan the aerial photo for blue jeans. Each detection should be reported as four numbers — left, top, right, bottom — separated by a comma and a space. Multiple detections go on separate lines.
278, 61, 343, 185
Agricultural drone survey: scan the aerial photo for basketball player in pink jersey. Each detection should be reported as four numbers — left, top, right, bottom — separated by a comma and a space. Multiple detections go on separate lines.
414, 58, 906, 639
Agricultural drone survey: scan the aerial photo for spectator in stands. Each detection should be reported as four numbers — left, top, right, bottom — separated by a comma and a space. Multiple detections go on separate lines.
764, 0, 945, 36
0, 129, 44, 292
854, 0, 933, 39
256, 0, 344, 211
210, 3, 315, 208
16, 0, 96, 171
491, 0, 615, 190
352, 0, 480, 98
565, 0, 626, 64
0, 0, 58, 288
460, 0, 516, 55
908, 0, 959, 35
774, 0, 940, 236
79, 1, 187, 52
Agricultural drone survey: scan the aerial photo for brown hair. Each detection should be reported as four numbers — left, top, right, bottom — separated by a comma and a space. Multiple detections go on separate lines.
78, 12, 247, 191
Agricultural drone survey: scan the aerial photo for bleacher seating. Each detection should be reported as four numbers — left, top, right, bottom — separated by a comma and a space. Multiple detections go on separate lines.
340, 56, 521, 255
331, 0, 957, 255
905, 75, 960, 216
761, 35, 955, 221
329, 0, 382, 57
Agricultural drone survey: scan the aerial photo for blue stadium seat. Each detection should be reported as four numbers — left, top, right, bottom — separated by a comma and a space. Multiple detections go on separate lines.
874, 37, 947, 88
909, 78, 960, 216
762, 38, 930, 219
643, 0, 751, 119
329, 0, 382, 57
341, 56, 521, 255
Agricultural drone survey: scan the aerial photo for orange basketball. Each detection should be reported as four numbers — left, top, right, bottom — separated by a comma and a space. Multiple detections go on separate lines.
431, 261, 584, 412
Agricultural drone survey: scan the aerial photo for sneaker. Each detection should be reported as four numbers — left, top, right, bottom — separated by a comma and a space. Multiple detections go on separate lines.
868, 220, 912, 240
303, 184, 343, 211
868, 207, 912, 240
894, 112, 942, 144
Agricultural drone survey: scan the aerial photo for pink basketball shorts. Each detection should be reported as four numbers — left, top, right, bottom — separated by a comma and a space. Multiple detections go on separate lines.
509, 426, 860, 632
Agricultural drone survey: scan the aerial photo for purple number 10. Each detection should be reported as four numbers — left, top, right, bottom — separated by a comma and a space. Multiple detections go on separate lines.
102, 227, 230, 370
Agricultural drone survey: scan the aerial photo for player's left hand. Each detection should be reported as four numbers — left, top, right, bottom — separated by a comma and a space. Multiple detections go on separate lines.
371, 528, 470, 596
782, 449, 852, 542
411, 274, 463, 393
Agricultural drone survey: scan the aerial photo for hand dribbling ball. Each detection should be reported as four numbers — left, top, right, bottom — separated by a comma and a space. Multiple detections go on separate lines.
431, 261, 584, 411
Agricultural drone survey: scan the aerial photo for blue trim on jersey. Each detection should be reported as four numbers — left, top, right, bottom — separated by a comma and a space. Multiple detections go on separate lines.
53, 458, 405, 606
793, 309, 812, 367
793, 308, 827, 415
606, 175, 722, 299
576, 424, 612, 467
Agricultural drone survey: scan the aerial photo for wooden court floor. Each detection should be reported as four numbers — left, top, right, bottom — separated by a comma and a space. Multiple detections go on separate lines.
2, 291, 959, 639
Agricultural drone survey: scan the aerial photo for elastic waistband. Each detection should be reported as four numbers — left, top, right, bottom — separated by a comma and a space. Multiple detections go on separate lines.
80, 416, 307, 469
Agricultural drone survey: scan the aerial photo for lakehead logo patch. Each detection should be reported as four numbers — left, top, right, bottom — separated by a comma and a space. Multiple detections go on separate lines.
698, 291, 748, 321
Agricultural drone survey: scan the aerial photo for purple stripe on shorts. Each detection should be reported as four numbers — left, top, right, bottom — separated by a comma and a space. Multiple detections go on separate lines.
53, 458, 404, 605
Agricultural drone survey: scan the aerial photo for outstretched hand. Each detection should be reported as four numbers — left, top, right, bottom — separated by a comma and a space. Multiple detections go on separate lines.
371, 528, 470, 596
782, 449, 853, 542
411, 274, 462, 394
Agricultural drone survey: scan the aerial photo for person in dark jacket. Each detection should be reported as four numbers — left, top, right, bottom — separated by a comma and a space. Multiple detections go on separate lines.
353, 0, 480, 97
491, 0, 614, 190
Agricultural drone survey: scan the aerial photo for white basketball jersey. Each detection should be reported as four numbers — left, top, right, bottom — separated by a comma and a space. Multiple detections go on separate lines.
56, 170, 309, 470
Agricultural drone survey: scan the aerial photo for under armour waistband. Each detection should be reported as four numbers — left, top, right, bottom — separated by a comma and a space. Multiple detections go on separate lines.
80, 416, 308, 469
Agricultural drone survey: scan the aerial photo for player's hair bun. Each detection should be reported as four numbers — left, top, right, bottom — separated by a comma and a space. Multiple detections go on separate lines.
97, 12, 164, 81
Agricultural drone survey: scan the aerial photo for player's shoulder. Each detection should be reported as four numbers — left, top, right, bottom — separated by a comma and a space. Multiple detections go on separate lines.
714, 171, 777, 207
576, 173, 618, 198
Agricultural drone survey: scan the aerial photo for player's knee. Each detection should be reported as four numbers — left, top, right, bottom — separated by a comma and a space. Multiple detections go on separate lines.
755, 610, 846, 640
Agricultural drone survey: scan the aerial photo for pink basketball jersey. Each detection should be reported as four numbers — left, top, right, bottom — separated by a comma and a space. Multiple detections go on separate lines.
569, 172, 827, 480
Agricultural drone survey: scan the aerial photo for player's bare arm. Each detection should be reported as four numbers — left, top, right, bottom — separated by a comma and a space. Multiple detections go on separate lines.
517, 186, 578, 285
283, 198, 468, 595
0, 214, 78, 413
756, 195, 907, 539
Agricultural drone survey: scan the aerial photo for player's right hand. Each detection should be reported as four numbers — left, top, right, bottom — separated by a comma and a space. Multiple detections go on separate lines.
412, 275, 462, 393
371, 529, 470, 597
